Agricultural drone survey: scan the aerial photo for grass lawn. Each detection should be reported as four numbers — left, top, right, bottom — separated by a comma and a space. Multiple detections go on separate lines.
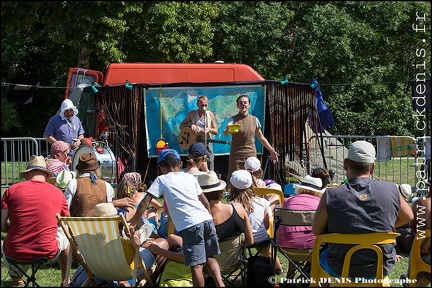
0, 244, 412, 287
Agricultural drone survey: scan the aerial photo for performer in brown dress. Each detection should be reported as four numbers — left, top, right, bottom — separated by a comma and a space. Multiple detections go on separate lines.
224, 95, 279, 189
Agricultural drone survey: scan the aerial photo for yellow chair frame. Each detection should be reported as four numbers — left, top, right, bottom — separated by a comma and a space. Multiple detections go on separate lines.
408, 229, 431, 287
252, 187, 285, 238
310, 232, 399, 287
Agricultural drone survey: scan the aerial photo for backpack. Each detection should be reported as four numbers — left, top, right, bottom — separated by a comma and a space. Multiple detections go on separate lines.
246, 255, 273, 287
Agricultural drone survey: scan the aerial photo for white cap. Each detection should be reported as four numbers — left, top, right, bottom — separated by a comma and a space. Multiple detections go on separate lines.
230, 170, 253, 190
244, 157, 261, 173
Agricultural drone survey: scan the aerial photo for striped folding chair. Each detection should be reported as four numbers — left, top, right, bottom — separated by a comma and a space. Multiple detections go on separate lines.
56, 214, 154, 287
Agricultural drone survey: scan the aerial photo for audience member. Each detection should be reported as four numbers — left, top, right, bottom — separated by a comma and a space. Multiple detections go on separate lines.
227, 169, 283, 274
45, 140, 72, 177
1, 155, 70, 287
69, 202, 167, 287
198, 171, 253, 246
396, 183, 415, 254
115, 172, 161, 237
44, 99, 85, 158
63, 152, 135, 217
310, 167, 331, 189
128, 149, 224, 287
244, 156, 266, 188
276, 175, 325, 278
223, 95, 279, 187
181, 142, 210, 175
312, 140, 414, 279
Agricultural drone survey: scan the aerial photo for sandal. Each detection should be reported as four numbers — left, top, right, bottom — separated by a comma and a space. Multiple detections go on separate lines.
11, 275, 24, 286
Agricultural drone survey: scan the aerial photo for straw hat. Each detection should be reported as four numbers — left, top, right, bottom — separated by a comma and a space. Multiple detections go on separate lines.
398, 183, 412, 202
56, 170, 74, 189
294, 175, 325, 194
94, 203, 118, 217
197, 171, 226, 193
19, 155, 52, 178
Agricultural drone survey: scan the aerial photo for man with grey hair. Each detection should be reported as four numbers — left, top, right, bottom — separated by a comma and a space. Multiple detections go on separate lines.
312, 140, 413, 281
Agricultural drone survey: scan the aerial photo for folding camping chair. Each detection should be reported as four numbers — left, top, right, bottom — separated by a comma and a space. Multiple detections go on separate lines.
208, 233, 248, 287
310, 232, 399, 287
56, 214, 155, 287
272, 208, 316, 282
4, 256, 49, 287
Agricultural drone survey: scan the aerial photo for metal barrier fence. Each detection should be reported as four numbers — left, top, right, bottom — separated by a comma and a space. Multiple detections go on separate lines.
1, 137, 49, 188
307, 135, 430, 199
2, 136, 430, 199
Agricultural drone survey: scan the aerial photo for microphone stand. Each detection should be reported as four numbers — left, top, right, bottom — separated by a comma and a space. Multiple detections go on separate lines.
203, 108, 208, 147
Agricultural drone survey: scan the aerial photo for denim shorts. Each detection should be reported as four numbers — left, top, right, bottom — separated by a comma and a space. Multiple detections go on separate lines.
138, 248, 156, 275
178, 220, 220, 267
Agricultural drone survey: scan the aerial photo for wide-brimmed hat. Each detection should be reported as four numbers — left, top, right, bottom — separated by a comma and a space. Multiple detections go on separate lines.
94, 203, 118, 217
294, 175, 325, 194
19, 155, 52, 178
244, 157, 261, 173
56, 170, 74, 189
197, 171, 226, 193
188, 142, 210, 157
50, 141, 70, 157
230, 169, 253, 190
75, 152, 100, 171
398, 183, 412, 202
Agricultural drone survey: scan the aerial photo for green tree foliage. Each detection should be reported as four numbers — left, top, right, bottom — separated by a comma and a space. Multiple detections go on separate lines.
1, 1, 430, 137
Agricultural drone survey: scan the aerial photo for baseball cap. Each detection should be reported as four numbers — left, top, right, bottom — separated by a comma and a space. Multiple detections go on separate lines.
348, 141, 376, 164
157, 149, 181, 164
188, 142, 210, 157
230, 170, 253, 190
244, 157, 261, 172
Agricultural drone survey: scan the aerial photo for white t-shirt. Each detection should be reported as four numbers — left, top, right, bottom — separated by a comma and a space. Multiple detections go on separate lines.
248, 196, 271, 243
147, 172, 212, 231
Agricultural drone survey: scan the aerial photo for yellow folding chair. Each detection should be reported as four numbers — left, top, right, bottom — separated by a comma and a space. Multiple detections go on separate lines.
56, 214, 154, 287
408, 229, 431, 287
310, 232, 399, 287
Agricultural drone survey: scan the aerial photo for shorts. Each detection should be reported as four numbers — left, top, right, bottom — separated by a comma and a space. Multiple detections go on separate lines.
4, 227, 69, 277
138, 248, 156, 275
178, 220, 220, 267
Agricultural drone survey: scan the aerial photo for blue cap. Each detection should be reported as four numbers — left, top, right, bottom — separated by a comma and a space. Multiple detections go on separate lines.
188, 142, 210, 157
157, 149, 181, 164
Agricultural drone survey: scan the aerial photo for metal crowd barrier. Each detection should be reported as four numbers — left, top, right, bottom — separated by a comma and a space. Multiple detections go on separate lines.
1, 137, 49, 188
307, 135, 430, 200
